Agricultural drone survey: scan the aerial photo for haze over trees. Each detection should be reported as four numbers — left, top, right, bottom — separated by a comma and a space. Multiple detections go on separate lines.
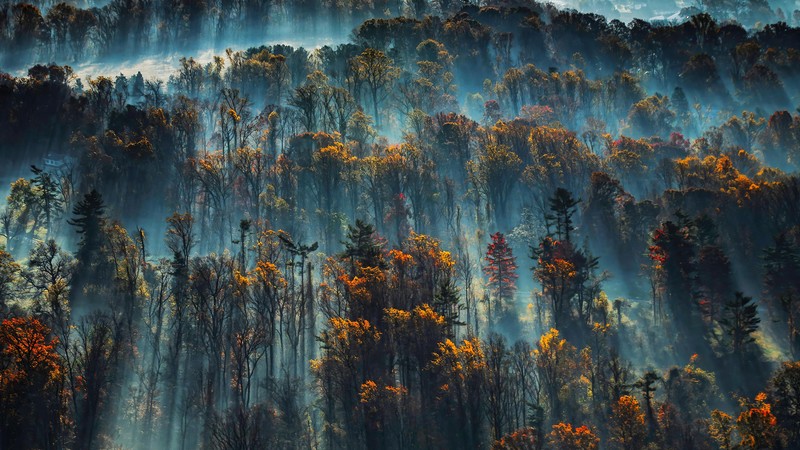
2, 0, 800, 449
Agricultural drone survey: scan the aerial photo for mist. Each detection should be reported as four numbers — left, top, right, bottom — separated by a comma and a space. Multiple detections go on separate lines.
1, 0, 800, 449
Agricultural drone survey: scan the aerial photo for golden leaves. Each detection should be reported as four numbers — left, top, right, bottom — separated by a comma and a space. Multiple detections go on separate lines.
328, 317, 382, 346
431, 337, 486, 383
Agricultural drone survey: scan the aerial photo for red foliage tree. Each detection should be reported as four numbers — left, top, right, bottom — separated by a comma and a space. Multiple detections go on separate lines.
484, 232, 518, 328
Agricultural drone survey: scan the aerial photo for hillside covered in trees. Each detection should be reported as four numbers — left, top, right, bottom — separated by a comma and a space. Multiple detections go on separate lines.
2, 0, 800, 449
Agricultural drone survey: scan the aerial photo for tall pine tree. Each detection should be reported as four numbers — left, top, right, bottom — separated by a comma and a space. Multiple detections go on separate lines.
484, 231, 518, 330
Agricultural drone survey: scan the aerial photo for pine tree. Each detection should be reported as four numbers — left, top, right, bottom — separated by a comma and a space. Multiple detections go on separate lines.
30, 165, 62, 237
763, 233, 800, 356
342, 220, 386, 270
68, 189, 106, 262
546, 188, 580, 242
484, 232, 518, 328
721, 292, 760, 354
434, 277, 463, 338
67, 189, 107, 308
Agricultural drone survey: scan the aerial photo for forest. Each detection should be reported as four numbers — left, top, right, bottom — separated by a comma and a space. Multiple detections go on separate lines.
2, 0, 800, 449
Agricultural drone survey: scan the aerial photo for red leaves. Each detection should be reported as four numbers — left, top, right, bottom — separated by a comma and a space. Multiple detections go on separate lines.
484, 232, 518, 300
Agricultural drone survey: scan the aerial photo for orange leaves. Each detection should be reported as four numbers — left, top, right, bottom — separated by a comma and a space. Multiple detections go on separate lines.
542, 259, 577, 281
549, 423, 599, 450
615, 395, 646, 425
232, 269, 252, 292
226, 108, 241, 122
610, 395, 647, 449
359, 380, 378, 404
737, 392, 778, 449
338, 265, 387, 304
0, 317, 62, 387
360, 379, 408, 405
388, 249, 414, 267
533, 237, 582, 306
338, 274, 370, 302
492, 427, 540, 450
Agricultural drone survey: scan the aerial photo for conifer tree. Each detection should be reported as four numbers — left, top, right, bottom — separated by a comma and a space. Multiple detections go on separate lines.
484, 232, 518, 329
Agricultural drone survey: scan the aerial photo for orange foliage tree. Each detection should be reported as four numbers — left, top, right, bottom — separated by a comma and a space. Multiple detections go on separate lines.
610, 395, 647, 450
549, 423, 599, 450
736, 392, 778, 449
0, 317, 65, 449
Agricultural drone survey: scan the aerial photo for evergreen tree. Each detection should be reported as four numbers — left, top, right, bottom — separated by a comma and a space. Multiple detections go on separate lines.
68, 189, 106, 262
434, 277, 463, 338
721, 292, 760, 354
484, 232, 518, 329
763, 233, 800, 356
342, 220, 386, 270
546, 188, 580, 242
67, 189, 107, 308
30, 165, 62, 237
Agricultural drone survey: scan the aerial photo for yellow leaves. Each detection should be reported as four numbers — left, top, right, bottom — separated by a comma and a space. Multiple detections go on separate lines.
329, 317, 382, 346
535, 328, 569, 358
314, 142, 358, 169
309, 358, 323, 373
674, 152, 763, 201
385, 304, 446, 350
437, 251, 456, 270
385, 307, 411, 323
227, 108, 241, 122
406, 232, 455, 274
414, 304, 446, 326
431, 337, 486, 382
480, 143, 523, 173
708, 409, 735, 449
360, 265, 386, 285
235, 268, 251, 285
